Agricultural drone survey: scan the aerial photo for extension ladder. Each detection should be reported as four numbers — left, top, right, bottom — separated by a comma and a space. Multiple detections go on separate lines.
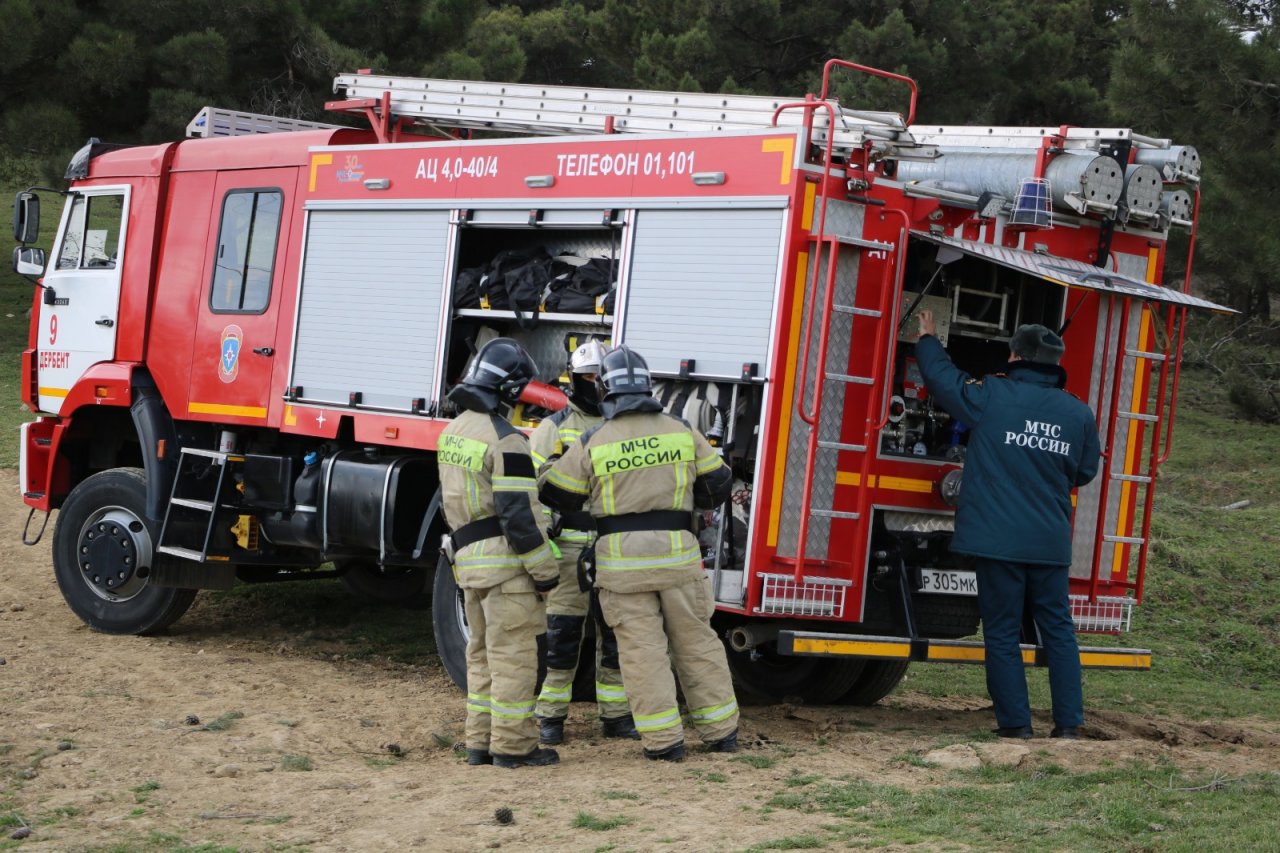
329, 70, 935, 159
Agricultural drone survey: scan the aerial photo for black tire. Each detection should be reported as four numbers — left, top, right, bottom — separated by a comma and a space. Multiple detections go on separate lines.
798, 659, 867, 704
431, 555, 469, 690
338, 560, 430, 609
833, 660, 910, 706
725, 642, 827, 704
51, 467, 197, 635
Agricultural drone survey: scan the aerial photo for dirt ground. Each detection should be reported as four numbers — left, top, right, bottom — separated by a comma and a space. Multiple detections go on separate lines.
2, 468, 1279, 852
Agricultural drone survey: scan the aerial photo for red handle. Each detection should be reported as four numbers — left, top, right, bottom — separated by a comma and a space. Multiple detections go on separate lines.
520, 380, 568, 411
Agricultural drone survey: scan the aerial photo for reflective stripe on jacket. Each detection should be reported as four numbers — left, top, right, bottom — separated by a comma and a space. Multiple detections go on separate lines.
541, 396, 733, 593
438, 409, 559, 589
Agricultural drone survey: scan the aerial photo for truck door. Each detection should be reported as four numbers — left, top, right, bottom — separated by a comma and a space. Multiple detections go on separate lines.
36, 187, 129, 414
187, 173, 292, 426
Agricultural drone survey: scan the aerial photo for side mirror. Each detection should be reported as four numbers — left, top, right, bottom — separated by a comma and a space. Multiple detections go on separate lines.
13, 191, 40, 244
13, 246, 47, 276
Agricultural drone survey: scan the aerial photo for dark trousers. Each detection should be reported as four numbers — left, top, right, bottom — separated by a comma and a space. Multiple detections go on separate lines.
976, 558, 1083, 730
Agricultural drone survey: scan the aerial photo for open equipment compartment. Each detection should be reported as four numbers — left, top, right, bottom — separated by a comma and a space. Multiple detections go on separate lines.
440, 208, 623, 424
888, 238, 1068, 462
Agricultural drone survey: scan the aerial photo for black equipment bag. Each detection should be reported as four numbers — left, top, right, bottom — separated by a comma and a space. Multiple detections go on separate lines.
503, 252, 553, 329
476, 247, 549, 311
544, 257, 616, 315
452, 264, 485, 309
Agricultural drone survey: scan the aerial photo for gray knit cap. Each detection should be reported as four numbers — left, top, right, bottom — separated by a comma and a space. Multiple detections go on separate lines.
1010, 324, 1065, 365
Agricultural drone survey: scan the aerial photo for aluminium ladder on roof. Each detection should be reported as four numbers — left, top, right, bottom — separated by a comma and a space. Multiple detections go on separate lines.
330, 72, 934, 159
330, 71, 1200, 180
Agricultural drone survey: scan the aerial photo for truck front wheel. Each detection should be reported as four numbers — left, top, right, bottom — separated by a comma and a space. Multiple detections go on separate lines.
52, 468, 197, 635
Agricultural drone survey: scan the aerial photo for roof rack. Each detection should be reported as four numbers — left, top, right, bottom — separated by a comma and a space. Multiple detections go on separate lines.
186, 107, 344, 139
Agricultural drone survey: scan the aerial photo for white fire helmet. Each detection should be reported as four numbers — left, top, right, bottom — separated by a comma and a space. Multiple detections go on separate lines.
569, 339, 606, 375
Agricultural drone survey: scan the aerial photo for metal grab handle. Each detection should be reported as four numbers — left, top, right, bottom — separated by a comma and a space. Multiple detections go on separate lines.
820, 59, 919, 127
771, 100, 841, 428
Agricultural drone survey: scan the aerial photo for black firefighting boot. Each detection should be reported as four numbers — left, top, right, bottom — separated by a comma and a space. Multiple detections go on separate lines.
601, 714, 641, 740
706, 729, 739, 753
466, 748, 493, 766
995, 725, 1035, 739
643, 742, 686, 762
491, 747, 561, 769
538, 716, 566, 745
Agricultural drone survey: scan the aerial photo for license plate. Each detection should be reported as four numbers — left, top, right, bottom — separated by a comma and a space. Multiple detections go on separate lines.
920, 568, 978, 596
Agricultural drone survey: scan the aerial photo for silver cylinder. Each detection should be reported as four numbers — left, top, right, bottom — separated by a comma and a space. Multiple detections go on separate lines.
1159, 189, 1193, 227
896, 152, 1125, 215
1122, 164, 1164, 221
1134, 145, 1200, 183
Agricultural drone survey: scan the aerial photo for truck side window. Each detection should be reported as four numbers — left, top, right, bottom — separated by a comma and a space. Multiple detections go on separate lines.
211, 189, 282, 313
56, 193, 124, 271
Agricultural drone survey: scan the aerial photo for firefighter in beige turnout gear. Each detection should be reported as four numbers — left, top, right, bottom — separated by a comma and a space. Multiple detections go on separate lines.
438, 338, 561, 769
530, 340, 639, 743
542, 345, 739, 761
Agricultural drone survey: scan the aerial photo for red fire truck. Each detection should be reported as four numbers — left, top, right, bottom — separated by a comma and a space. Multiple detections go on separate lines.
11, 60, 1226, 704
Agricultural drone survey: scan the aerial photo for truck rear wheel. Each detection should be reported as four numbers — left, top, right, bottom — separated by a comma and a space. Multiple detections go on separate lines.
430, 557, 569, 698
431, 555, 469, 689
833, 660, 910, 706
52, 468, 197, 635
725, 642, 826, 704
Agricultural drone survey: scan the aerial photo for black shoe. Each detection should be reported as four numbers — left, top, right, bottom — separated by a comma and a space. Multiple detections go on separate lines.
601, 714, 641, 740
643, 742, 686, 762
1050, 726, 1080, 740
706, 730, 739, 753
466, 748, 493, 766
995, 725, 1035, 740
491, 747, 561, 769
538, 716, 565, 745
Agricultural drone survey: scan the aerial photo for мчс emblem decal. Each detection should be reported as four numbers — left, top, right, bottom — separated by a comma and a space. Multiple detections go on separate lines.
219, 324, 243, 383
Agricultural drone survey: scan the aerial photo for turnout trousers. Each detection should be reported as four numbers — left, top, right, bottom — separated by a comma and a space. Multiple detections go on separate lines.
599, 575, 738, 752
462, 579, 545, 757
976, 558, 1084, 730
535, 541, 631, 721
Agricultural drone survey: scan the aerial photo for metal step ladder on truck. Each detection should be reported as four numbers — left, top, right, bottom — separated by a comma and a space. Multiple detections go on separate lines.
11, 58, 1230, 705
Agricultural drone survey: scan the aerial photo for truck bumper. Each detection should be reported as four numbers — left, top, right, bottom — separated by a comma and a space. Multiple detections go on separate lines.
778, 630, 1151, 671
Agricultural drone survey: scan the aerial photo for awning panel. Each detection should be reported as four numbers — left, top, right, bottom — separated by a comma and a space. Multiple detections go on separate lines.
912, 231, 1233, 313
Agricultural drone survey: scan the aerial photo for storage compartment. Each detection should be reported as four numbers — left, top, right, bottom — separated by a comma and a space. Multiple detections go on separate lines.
625, 207, 785, 380
653, 377, 766, 604
292, 208, 452, 413
440, 215, 623, 423
450, 219, 622, 322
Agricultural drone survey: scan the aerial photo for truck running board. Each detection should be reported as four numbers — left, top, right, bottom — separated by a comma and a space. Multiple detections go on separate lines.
778, 630, 1151, 671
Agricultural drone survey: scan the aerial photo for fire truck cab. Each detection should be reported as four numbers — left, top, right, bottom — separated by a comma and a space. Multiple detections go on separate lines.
11, 61, 1228, 704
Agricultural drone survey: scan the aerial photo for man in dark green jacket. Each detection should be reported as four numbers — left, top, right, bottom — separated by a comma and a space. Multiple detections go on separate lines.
915, 310, 1100, 739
